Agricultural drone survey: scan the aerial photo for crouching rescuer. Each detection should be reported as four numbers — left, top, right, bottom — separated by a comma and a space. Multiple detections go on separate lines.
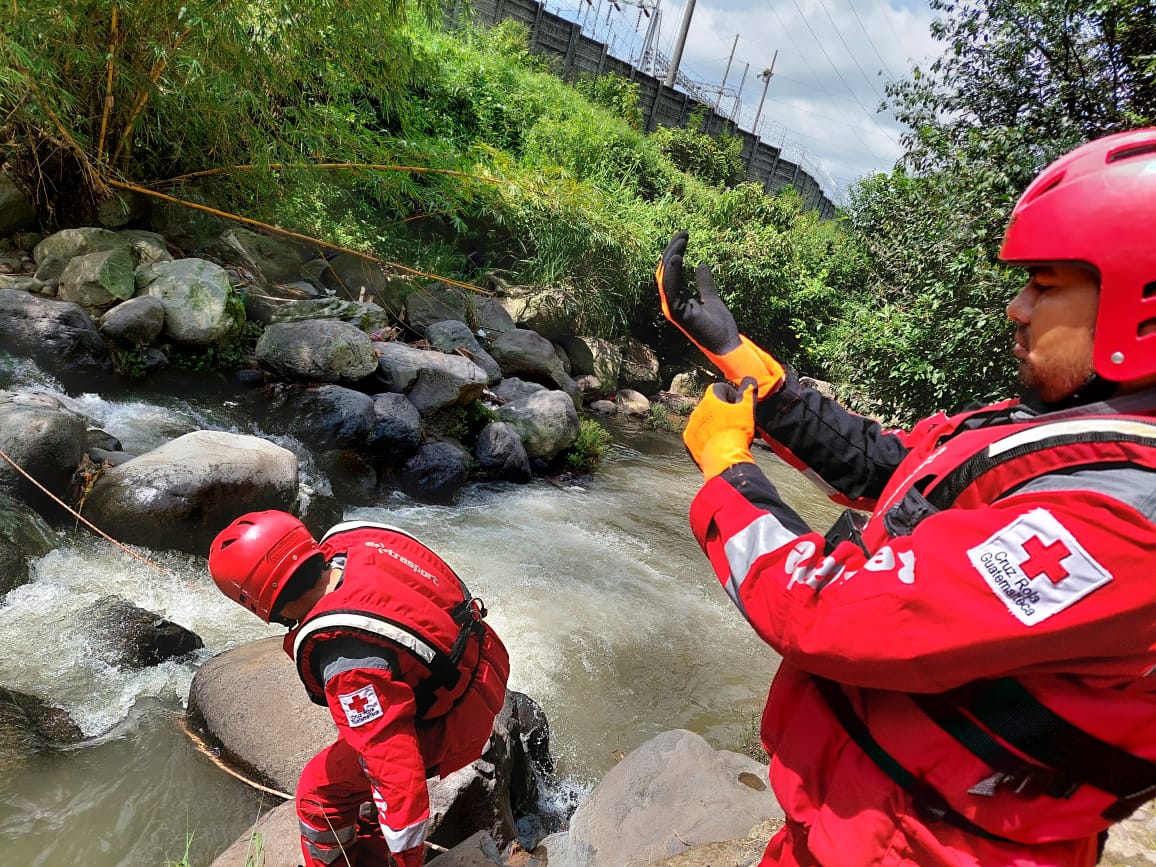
208, 512, 510, 867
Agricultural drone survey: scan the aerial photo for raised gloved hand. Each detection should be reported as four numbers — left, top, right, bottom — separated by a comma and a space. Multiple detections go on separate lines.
656, 231, 786, 398
683, 377, 757, 480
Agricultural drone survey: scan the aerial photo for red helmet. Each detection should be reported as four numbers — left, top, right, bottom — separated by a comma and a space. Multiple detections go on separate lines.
999, 127, 1156, 382
208, 511, 321, 622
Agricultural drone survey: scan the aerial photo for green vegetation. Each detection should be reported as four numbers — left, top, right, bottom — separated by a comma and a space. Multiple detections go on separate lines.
565, 418, 614, 473
3, 1, 1154, 421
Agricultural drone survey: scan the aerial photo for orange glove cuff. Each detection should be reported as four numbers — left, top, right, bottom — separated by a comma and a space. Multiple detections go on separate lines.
704, 336, 785, 399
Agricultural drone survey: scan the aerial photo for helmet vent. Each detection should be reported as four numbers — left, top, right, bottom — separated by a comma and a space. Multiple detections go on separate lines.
1108, 143, 1156, 163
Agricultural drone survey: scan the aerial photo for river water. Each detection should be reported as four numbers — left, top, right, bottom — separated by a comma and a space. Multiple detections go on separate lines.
0, 356, 844, 866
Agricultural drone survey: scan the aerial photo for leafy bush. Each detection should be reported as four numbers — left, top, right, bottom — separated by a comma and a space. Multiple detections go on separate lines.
565, 418, 614, 473
651, 108, 743, 188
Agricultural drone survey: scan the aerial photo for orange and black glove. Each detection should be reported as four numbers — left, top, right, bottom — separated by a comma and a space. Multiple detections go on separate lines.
656, 230, 785, 399
683, 377, 757, 480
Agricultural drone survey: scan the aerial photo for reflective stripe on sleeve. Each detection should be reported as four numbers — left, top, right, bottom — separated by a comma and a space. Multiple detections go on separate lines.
722, 512, 802, 606
293, 613, 438, 664
372, 787, 429, 853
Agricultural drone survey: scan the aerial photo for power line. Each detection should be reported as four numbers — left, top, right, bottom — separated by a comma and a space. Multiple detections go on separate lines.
843, 0, 899, 81
813, 0, 888, 105
786, 0, 899, 148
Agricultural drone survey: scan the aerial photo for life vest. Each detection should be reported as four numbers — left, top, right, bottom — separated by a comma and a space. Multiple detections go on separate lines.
819, 405, 1156, 835
285, 521, 492, 722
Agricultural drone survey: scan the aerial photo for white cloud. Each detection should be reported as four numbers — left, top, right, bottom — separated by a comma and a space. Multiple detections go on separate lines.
545, 0, 943, 202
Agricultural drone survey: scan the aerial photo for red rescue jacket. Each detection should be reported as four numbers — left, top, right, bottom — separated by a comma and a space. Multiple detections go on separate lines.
691, 379, 1156, 866
285, 521, 509, 863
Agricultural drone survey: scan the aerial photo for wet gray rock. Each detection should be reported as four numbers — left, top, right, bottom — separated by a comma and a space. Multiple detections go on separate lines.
98, 294, 166, 345
33, 227, 128, 265
372, 342, 488, 414
0, 488, 57, 595
474, 422, 531, 483
496, 390, 580, 462
77, 594, 204, 668
368, 392, 422, 463
0, 289, 109, 371
263, 383, 376, 451
0, 390, 88, 515
427, 319, 503, 385
140, 257, 240, 346
0, 686, 84, 773
399, 439, 473, 504
255, 319, 378, 383
82, 429, 299, 555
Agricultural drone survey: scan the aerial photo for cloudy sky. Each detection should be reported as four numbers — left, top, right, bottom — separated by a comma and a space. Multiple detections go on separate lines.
545, 0, 945, 202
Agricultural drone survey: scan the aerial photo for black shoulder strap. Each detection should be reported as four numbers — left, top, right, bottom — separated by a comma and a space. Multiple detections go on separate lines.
811, 675, 1020, 845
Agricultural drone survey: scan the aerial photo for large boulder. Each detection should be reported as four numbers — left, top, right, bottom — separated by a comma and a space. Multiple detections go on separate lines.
545, 729, 783, 867
559, 335, 622, 395
76, 594, 204, 668
263, 383, 377, 451
372, 342, 489, 414
0, 687, 84, 775
495, 284, 576, 341
0, 390, 88, 516
141, 257, 240, 346
398, 440, 473, 504
0, 289, 109, 371
98, 295, 166, 346
256, 319, 378, 383
495, 390, 580, 462
618, 337, 661, 396
406, 282, 470, 334
0, 488, 57, 595
368, 392, 423, 463
198, 227, 305, 285
79, 279, 142, 325
32, 227, 129, 265
426, 320, 502, 385
82, 430, 299, 555
473, 422, 531, 484
488, 329, 571, 393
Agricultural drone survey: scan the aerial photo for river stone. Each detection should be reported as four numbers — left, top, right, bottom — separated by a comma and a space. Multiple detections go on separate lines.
77, 594, 204, 668
406, 282, 470, 334
619, 337, 661, 396
81, 429, 299, 555
98, 294, 166, 345
58, 248, 136, 310
97, 190, 150, 229
495, 390, 580, 462
559, 335, 622, 394
119, 229, 173, 267
256, 319, 378, 383
139, 257, 239, 345
372, 342, 489, 414
426, 320, 503, 385
560, 729, 783, 866
615, 389, 651, 417
0, 390, 88, 514
474, 422, 531, 483
398, 439, 472, 504
263, 383, 376, 451
0, 288, 109, 371
0, 687, 84, 773
368, 392, 422, 463
33, 227, 129, 265
198, 227, 305, 285
0, 488, 57, 595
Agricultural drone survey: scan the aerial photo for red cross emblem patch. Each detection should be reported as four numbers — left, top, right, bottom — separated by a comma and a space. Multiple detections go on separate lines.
339, 684, 384, 727
967, 508, 1112, 626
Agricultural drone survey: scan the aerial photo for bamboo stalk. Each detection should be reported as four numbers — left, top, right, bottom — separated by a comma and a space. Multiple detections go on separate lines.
111, 24, 191, 167
96, 3, 119, 163
107, 180, 492, 295
159, 162, 503, 187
